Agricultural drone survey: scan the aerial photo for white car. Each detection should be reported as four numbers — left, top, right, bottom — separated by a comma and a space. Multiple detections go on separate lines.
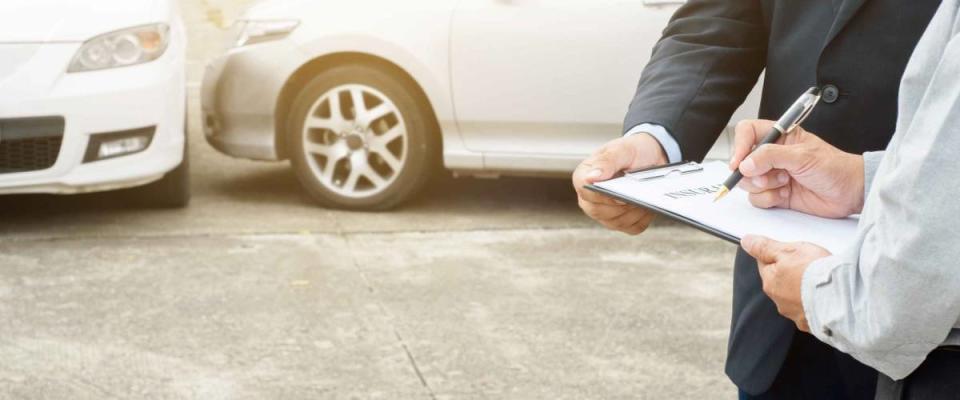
203, 0, 760, 210
0, 0, 189, 207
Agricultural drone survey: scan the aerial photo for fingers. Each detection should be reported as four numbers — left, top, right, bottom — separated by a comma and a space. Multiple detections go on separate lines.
572, 139, 642, 207
740, 143, 812, 178
602, 207, 653, 232
731, 120, 777, 170
581, 199, 654, 235
579, 198, 632, 221
737, 170, 790, 193
621, 211, 657, 236
574, 134, 671, 207
747, 187, 791, 209
738, 170, 790, 210
573, 135, 670, 234
573, 163, 626, 207
741, 235, 789, 264
584, 144, 638, 184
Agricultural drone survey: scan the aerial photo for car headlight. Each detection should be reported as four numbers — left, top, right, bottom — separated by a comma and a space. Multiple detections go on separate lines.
68, 24, 171, 73
231, 19, 300, 48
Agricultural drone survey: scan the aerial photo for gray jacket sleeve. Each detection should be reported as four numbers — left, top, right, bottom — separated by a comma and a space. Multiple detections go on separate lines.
799, 26, 960, 379
861, 151, 885, 196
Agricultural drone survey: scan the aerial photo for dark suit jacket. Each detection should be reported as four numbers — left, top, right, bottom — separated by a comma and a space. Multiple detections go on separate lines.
624, 0, 942, 395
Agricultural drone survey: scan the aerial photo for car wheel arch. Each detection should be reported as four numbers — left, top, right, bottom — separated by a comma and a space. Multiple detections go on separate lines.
274, 52, 442, 161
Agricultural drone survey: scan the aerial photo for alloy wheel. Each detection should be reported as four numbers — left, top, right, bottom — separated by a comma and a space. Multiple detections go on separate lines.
300, 84, 408, 198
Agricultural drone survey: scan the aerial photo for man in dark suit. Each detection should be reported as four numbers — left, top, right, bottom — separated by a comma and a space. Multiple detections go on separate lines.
572, 0, 942, 398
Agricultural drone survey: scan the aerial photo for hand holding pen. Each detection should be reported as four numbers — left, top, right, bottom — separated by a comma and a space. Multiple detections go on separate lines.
714, 87, 822, 202
719, 112, 869, 219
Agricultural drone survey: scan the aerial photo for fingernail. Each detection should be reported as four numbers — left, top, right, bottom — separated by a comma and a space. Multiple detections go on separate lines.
587, 169, 603, 179
778, 172, 789, 184
740, 158, 756, 174
613, 200, 627, 206
752, 176, 764, 187
741, 235, 757, 248
780, 187, 790, 198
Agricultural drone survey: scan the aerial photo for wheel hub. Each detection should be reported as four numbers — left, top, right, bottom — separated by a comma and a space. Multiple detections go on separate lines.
345, 132, 365, 151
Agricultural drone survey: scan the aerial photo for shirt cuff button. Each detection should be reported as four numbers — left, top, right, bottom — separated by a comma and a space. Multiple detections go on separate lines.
823, 327, 833, 337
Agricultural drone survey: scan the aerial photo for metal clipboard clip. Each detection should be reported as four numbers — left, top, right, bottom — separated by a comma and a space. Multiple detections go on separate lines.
624, 161, 704, 181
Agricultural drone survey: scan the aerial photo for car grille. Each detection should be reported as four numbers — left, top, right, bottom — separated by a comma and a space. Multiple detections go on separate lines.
0, 136, 64, 173
0, 117, 65, 173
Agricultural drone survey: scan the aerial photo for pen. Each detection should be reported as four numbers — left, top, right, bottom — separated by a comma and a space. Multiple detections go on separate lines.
713, 87, 822, 202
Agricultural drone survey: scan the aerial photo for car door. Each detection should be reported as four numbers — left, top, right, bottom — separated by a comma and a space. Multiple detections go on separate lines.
449, 0, 686, 170
450, 0, 761, 170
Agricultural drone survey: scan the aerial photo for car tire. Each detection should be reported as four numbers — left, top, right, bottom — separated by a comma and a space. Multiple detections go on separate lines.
128, 124, 191, 209
287, 64, 439, 210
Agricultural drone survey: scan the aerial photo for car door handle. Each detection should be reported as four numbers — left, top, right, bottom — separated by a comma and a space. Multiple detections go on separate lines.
642, 0, 686, 5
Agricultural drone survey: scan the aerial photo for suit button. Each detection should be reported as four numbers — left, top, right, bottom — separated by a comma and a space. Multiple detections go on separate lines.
822, 84, 840, 104
823, 327, 834, 337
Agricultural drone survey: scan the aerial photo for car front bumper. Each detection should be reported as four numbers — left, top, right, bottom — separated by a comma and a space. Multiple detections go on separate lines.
0, 42, 186, 195
202, 40, 302, 162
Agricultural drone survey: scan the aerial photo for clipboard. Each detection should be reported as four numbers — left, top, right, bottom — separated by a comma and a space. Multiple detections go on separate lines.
584, 161, 858, 253
586, 161, 739, 244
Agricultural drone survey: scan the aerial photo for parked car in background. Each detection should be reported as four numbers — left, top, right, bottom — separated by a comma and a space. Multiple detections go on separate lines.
0, 0, 189, 207
203, 0, 761, 210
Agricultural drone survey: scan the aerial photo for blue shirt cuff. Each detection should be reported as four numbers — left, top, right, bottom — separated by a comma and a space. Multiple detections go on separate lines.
625, 123, 683, 164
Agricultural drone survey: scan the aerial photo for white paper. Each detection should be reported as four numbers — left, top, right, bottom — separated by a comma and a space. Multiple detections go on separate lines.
593, 161, 858, 254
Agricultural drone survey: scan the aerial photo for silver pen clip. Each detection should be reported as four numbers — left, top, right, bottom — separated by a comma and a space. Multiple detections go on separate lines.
627, 161, 704, 181
782, 87, 822, 133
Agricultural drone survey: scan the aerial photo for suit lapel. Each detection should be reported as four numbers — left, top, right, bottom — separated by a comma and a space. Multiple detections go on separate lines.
824, 0, 869, 45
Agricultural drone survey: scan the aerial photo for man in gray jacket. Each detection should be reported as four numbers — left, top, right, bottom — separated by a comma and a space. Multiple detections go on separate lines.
730, 1, 960, 397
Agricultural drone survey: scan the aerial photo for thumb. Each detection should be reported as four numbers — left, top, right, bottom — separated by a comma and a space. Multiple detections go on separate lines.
584, 145, 637, 183
741, 235, 786, 264
739, 143, 811, 178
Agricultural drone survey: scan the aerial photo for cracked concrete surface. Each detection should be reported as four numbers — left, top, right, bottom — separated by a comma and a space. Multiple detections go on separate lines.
0, 1, 738, 398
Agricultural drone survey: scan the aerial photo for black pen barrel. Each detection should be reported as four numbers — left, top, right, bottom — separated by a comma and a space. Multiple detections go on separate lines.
723, 169, 743, 191
757, 128, 784, 147
724, 128, 783, 190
